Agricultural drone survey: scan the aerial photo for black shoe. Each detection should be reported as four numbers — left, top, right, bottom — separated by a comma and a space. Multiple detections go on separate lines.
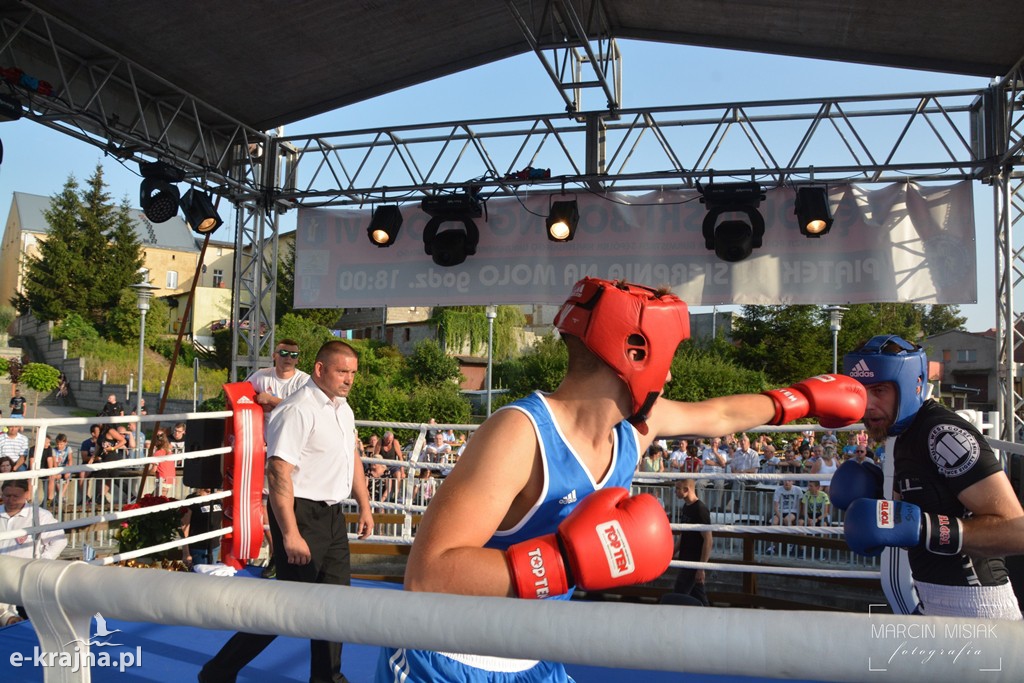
261, 563, 276, 579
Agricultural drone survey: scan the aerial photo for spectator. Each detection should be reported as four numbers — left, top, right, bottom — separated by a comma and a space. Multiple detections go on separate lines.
700, 436, 727, 511
726, 433, 759, 512
0, 479, 67, 559
149, 429, 175, 496
45, 434, 75, 508
375, 430, 406, 502
640, 443, 665, 472
0, 424, 29, 471
767, 479, 803, 556
810, 444, 839, 493
181, 488, 223, 567
771, 480, 802, 526
98, 393, 124, 418
820, 430, 838, 447
97, 424, 129, 504
246, 339, 310, 431
168, 423, 187, 457
801, 480, 831, 526
78, 424, 101, 505
667, 439, 688, 471
851, 445, 875, 464
0, 459, 11, 474
760, 445, 780, 473
681, 443, 703, 473
8, 389, 26, 419
667, 478, 711, 606
424, 431, 451, 467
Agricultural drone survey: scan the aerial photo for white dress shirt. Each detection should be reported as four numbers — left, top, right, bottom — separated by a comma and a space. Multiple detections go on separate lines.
0, 505, 67, 559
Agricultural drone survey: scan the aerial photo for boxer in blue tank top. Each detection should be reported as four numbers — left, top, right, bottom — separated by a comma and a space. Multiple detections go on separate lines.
375, 278, 866, 682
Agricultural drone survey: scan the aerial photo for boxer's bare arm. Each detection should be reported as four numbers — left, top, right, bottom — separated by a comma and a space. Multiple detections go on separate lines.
646, 393, 776, 441
405, 409, 538, 596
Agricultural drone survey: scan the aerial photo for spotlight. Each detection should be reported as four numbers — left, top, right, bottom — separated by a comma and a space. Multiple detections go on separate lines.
182, 188, 223, 234
546, 200, 579, 242
421, 193, 482, 267
795, 186, 833, 237
367, 205, 403, 247
139, 161, 185, 223
700, 181, 766, 263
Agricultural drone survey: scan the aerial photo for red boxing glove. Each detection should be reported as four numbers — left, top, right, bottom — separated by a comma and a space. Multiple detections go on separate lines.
763, 374, 866, 428
506, 488, 673, 599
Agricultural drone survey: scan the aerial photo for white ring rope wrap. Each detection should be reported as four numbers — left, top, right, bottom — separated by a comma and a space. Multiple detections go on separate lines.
0, 556, 1019, 683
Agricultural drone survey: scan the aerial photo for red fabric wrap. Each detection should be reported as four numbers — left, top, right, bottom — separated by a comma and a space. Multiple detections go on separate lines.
220, 381, 266, 569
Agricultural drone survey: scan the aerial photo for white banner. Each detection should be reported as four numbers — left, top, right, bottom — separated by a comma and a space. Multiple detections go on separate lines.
294, 181, 976, 308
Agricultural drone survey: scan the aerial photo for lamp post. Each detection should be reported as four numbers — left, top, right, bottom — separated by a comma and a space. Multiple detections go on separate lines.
485, 305, 497, 416
131, 280, 160, 459
824, 305, 848, 374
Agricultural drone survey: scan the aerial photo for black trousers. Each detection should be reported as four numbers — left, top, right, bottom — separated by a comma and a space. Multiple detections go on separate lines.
673, 568, 710, 607
200, 498, 352, 683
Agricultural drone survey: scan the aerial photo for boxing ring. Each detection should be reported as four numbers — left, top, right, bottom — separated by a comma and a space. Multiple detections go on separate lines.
1, 411, 1023, 682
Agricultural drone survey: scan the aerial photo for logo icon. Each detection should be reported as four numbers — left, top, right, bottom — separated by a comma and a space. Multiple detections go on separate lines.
848, 360, 874, 378
877, 500, 894, 529
597, 520, 634, 578
558, 490, 577, 505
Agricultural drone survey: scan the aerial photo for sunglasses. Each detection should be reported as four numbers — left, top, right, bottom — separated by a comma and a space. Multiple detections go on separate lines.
277, 350, 300, 358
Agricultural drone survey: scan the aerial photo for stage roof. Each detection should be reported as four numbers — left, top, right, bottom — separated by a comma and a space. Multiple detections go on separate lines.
15, 0, 1024, 130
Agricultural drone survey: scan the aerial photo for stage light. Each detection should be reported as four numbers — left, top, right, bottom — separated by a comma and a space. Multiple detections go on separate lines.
700, 181, 766, 263
421, 193, 482, 267
795, 186, 833, 237
139, 161, 185, 223
546, 200, 579, 242
367, 205, 403, 247
182, 188, 223, 234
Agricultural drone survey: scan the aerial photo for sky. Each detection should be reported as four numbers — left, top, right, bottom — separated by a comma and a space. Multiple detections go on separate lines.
0, 40, 998, 330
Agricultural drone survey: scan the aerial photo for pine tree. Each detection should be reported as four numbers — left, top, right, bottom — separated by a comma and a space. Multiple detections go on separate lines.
21, 165, 144, 330
22, 178, 86, 319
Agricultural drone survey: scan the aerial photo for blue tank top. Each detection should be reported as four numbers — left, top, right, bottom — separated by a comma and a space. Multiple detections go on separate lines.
486, 391, 641, 558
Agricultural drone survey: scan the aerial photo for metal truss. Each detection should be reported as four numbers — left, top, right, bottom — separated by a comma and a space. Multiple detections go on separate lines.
993, 57, 1024, 441
0, 2, 279, 380
505, 0, 622, 114
277, 88, 994, 208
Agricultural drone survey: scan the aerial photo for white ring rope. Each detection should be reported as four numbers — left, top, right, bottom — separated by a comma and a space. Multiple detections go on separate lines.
0, 490, 230, 542
0, 555, 1020, 683
669, 560, 879, 579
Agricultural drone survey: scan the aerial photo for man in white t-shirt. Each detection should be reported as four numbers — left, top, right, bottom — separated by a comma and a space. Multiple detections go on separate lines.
246, 339, 311, 429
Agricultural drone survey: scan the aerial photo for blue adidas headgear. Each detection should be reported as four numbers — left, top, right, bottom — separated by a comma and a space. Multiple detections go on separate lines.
842, 335, 928, 435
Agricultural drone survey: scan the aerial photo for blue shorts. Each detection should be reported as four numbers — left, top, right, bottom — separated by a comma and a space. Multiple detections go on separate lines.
376, 647, 573, 683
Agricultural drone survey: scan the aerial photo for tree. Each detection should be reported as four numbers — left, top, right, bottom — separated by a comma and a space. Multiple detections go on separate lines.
431, 305, 525, 360
19, 362, 60, 417
406, 339, 462, 385
921, 304, 968, 336
663, 340, 770, 402
731, 305, 832, 384
494, 334, 568, 400
106, 289, 171, 347
21, 177, 86, 319
276, 240, 342, 327
21, 166, 145, 332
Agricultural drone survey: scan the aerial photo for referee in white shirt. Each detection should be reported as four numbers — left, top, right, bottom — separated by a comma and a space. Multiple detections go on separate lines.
201, 341, 374, 683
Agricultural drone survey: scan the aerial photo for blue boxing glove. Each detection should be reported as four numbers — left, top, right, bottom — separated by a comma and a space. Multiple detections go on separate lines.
830, 460, 883, 511
844, 498, 963, 557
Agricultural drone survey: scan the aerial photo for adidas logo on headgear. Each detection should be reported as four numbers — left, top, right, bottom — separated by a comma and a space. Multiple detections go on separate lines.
848, 359, 874, 379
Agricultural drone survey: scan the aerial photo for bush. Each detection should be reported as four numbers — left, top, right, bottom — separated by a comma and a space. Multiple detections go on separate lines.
53, 313, 101, 346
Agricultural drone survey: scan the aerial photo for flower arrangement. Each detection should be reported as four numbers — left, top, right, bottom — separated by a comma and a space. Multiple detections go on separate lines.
116, 494, 182, 556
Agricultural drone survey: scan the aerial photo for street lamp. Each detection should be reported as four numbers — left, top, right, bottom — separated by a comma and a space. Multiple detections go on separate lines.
824, 305, 848, 374
131, 280, 160, 459
485, 305, 497, 416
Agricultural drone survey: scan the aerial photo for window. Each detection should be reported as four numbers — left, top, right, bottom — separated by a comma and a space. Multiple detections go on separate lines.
212, 269, 224, 288
166, 271, 178, 289
956, 348, 977, 362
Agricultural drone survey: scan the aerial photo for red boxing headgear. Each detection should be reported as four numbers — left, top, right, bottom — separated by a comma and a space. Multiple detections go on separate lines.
554, 277, 690, 433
